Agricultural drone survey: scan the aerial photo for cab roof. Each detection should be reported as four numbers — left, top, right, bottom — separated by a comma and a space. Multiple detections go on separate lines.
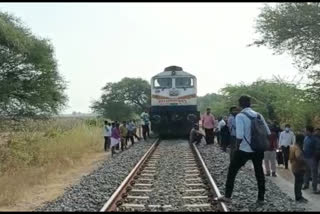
152, 65, 195, 78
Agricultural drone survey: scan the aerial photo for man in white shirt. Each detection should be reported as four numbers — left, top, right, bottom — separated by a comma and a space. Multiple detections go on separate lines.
217, 116, 226, 145
279, 124, 295, 169
221, 96, 270, 204
103, 121, 112, 152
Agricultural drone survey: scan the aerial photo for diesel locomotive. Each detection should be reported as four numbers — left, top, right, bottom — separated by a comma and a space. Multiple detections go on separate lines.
150, 66, 200, 137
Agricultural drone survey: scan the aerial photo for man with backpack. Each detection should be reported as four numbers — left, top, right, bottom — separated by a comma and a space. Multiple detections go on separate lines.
220, 95, 271, 204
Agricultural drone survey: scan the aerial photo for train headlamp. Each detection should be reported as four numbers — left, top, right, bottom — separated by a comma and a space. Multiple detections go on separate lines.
187, 114, 197, 122
151, 115, 161, 124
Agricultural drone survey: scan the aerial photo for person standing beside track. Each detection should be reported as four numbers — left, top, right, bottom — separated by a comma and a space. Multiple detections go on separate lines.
289, 134, 308, 202
302, 125, 320, 194
217, 116, 226, 145
220, 95, 270, 204
141, 109, 150, 140
227, 106, 239, 161
126, 120, 136, 146
129, 120, 141, 142
103, 121, 112, 152
201, 107, 215, 145
279, 124, 295, 170
220, 116, 230, 152
110, 122, 121, 157
120, 121, 128, 151
264, 126, 278, 177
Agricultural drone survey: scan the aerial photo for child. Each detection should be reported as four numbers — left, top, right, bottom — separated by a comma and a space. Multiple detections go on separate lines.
289, 134, 308, 203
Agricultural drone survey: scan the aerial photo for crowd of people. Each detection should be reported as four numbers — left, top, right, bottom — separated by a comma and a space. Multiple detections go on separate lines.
190, 95, 320, 204
102, 108, 151, 157
102, 94, 320, 205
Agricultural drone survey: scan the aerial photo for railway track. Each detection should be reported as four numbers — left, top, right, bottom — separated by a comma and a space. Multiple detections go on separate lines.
100, 139, 228, 212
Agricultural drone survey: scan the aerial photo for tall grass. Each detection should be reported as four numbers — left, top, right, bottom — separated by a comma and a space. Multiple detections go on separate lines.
0, 118, 103, 206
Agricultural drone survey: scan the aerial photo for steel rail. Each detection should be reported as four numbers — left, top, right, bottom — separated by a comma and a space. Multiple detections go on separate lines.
100, 138, 160, 212
191, 143, 229, 212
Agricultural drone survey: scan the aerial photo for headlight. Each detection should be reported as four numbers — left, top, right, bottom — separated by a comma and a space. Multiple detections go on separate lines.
151, 115, 161, 124
187, 114, 197, 122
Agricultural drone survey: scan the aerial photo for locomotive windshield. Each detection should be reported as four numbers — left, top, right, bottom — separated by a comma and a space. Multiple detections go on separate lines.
175, 77, 194, 88
154, 78, 172, 88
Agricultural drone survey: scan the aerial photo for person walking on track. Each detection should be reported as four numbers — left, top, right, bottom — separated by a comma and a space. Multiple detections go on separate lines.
220, 95, 270, 204
279, 124, 295, 169
201, 107, 215, 145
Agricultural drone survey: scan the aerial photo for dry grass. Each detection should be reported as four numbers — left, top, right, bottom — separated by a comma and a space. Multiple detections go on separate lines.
0, 118, 103, 206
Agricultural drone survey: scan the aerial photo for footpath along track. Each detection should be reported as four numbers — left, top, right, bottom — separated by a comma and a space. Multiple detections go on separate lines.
100, 139, 228, 212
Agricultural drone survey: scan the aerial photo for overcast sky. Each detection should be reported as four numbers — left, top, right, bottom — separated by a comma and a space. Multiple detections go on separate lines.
0, 3, 303, 114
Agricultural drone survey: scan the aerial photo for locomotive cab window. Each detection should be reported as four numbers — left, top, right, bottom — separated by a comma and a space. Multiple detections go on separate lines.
154, 78, 172, 88
175, 77, 194, 88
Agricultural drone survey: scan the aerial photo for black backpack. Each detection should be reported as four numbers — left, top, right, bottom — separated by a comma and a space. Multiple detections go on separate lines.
241, 111, 269, 152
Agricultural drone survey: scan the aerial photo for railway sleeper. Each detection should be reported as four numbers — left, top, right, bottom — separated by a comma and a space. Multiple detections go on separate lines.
185, 183, 206, 187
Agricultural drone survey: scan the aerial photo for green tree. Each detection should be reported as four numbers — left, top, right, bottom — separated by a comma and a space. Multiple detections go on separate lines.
0, 11, 67, 119
252, 3, 320, 98
91, 78, 151, 121
198, 93, 228, 117
91, 100, 134, 122
221, 78, 317, 130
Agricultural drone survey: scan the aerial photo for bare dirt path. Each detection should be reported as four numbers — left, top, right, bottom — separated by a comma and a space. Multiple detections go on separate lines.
250, 161, 320, 211
0, 151, 110, 211
274, 165, 320, 211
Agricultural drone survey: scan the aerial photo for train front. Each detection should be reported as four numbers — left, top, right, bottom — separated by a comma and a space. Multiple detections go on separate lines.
150, 66, 200, 138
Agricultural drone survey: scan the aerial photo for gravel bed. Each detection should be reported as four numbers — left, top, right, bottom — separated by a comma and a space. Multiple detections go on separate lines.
120, 139, 217, 212
36, 139, 155, 212
197, 141, 307, 212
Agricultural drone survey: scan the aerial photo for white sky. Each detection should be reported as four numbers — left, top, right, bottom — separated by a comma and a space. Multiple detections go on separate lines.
0, 3, 303, 114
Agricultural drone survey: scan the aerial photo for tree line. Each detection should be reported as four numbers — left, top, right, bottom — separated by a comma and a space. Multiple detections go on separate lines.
0, 11, 67, 119
198, 77, 320, 131
1, 3, 320, 129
